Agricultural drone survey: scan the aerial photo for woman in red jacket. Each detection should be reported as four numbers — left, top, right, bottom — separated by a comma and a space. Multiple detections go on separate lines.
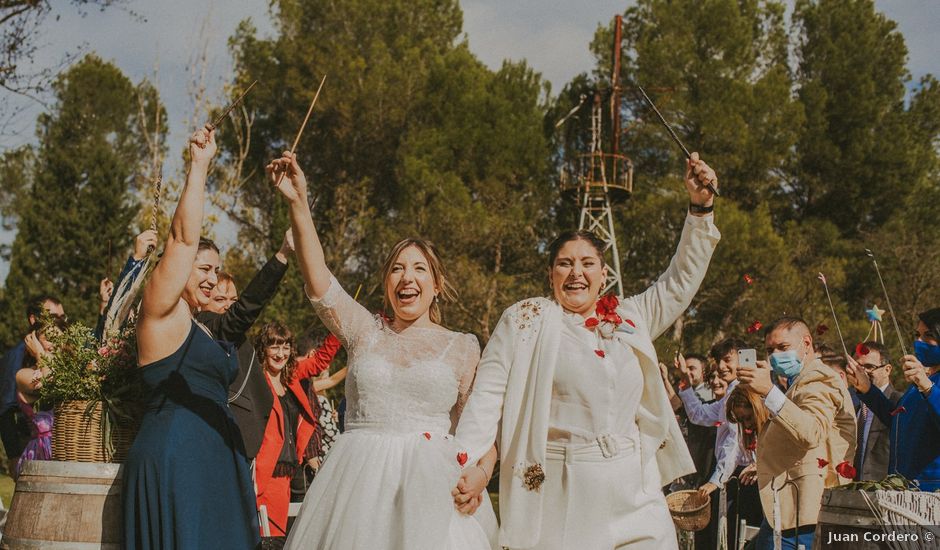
254, 321, 340, 537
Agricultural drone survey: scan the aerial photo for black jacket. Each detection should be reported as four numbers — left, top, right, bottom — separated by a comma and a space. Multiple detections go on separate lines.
196, 254, 288, 460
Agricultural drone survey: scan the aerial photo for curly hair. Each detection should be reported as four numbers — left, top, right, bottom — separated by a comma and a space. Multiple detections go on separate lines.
255, 321, 297, 386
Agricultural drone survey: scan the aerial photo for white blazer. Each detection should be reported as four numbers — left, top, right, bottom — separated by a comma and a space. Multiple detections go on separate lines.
456, 213, 721, 549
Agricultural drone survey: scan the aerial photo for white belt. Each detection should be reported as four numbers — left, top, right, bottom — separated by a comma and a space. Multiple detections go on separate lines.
545, 434, 637, 463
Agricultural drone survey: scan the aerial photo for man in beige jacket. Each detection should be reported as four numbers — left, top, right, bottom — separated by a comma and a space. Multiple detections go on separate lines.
737, 317, 856, 550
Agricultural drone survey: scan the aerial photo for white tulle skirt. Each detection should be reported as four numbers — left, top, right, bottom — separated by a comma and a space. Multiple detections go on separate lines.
284, 427, 496, 550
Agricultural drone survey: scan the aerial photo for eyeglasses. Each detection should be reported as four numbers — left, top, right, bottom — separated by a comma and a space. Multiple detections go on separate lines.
859, 363, 888, 372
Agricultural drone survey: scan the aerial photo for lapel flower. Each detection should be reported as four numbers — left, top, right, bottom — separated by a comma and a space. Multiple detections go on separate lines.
835, 461, 857, 479
585, 294, 634, 339
817, 458, 829, 468
456, 452, 468, 467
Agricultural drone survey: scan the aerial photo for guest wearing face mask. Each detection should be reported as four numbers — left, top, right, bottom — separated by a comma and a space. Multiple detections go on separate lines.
737, 317, 856, 550
846, 307, 940, 491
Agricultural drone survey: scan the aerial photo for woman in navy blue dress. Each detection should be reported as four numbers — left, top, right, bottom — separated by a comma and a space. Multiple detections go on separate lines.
123, 125, 259, 550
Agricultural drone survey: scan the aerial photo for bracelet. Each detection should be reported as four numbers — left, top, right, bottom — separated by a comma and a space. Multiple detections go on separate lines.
689, 202, 714, 215
474, 464, 490, 479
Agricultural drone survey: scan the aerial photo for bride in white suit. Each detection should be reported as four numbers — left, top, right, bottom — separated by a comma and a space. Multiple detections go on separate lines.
452, 153, 721, 550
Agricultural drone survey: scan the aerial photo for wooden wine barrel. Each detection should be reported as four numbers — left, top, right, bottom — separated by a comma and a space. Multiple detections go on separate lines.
815, 489, 888, 549
1, 460, 123, 549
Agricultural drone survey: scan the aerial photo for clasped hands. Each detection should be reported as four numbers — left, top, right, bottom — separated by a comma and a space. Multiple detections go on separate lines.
451, 464, 487, 515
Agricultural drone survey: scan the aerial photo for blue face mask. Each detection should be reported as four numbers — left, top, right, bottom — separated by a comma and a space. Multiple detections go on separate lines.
769, 350, 804, 379
914, 340, 940, 368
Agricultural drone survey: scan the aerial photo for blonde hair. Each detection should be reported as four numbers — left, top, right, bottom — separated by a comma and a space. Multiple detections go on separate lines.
380, 238, 456, 325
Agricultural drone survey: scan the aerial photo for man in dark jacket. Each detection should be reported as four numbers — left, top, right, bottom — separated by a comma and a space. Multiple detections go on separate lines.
196, 230, 293, 461
852, 341, 903, 481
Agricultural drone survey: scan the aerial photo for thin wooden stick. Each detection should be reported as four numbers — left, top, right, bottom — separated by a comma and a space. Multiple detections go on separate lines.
818, 272, 849, 357
276, 75, 327, 186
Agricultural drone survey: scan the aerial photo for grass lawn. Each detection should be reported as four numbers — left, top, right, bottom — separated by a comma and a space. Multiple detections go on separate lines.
0, 472, 14, 509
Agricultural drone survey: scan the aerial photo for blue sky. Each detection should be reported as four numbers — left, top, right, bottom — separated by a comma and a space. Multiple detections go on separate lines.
0, 0, 937, 280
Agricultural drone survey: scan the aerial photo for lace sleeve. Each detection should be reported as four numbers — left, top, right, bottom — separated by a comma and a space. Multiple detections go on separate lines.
306, 276, 378, 351
450, 332, 482, 434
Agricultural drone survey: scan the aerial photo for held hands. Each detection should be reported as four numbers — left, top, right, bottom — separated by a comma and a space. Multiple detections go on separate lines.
685, 152, 717, 207
737, 360, 774, 397
266, 151, 308, 204
845, 355, 872, 393
451, 466, 487, 515
133, 229, 159, 261
901, 354, 933, 393
189, 125, 217, 169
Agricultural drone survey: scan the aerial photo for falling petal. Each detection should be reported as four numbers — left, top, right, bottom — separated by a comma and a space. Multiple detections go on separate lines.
890, 406, 906, 417
856, 343, 871, 356
747, 320, 763, 334
835, 461, 857, 479
817, 458, 829, 468
457, 452, 468, 466
585, 317, 599, 328
743, 274, 754, 285
816, 324, 829, 336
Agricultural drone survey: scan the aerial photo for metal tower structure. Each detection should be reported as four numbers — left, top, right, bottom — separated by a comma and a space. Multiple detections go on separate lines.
559, 15, 633, 297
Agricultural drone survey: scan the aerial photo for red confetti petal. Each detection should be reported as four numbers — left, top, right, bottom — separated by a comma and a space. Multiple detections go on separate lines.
817, 458, 829, 468
596, 295, 620, 316
747, 320, 763, 334
743, 274, 754, 285
456, 452, 468, 466
423, 432, 431, 440
746, 440, 757, 451
835, 461, 857, 479
584, 317, 599, 328
856, 343, 871, 356
677, 379, 689, 391
890, 406, 906, 416
624, 319, 636, 328
816, 324, 829, 336
595, 349, 606, 358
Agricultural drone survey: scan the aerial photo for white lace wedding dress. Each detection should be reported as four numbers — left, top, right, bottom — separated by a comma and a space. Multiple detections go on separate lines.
284, 277, 496, 550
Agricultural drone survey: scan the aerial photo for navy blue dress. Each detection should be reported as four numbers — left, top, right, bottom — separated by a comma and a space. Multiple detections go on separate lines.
123, 322, 260, 549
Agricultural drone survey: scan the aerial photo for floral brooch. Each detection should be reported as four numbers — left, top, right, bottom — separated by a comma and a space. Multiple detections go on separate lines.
584, 294, 636, 357
515, 462, 545, 492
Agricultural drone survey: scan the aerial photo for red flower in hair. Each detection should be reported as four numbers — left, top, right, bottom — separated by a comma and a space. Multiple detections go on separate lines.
856, 343, 871, 356
890, 406, 906, 417
835, 461, 856, 479
457, 452, 468, 467
743, 274, 754, 285
595, 349, 606, 358
816, 324, 829, 336
817, 458, 829, 468
747, 320, 763, 334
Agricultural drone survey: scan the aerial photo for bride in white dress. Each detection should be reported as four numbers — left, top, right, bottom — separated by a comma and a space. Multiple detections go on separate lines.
268, 151, 497, 550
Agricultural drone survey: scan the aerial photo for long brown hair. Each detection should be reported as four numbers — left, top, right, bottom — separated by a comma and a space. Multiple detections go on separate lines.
380, 238, 456, 325
726, 385, 770, 450
255, 321, 297, 386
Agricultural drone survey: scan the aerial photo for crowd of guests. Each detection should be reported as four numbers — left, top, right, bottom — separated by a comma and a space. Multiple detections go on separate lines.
0, 122, 936, 550
658, 311, 940, 549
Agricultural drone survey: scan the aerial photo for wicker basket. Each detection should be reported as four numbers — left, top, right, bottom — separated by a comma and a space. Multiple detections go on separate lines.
52, 400, 138, 463
666, 489, 712, 532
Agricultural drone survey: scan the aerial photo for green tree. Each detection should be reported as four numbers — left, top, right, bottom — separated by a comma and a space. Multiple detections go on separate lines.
790, 0, 937, 235
217, 1, 555, 341
0, 54, 166, 346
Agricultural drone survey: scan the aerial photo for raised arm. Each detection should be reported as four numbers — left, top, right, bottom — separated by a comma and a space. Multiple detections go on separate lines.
267, 152, 331, 299
629, 154, 721, 339
295, 333, 342, 381
313, 367, 347, 393
138, 127, 216, 363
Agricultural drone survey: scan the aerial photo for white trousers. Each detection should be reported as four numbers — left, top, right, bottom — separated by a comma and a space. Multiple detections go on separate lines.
515, 435, 678, 550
